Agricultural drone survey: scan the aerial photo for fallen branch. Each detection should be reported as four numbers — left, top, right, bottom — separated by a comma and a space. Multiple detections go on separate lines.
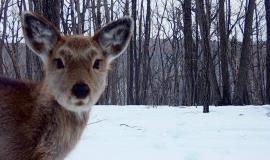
88, 119, 106, 125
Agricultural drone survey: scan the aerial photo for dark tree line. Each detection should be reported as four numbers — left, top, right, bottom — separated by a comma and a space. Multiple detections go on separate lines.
0, 0, 269, 106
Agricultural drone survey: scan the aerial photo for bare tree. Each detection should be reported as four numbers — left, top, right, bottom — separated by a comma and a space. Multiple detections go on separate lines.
182, 0, 194, 105
32, 0, 60, 28
0, 0, 268, 106
0, 0, 10, 75
219, 0, 231, 105
196, 0, 222, 106
96, 0, 101, 30
233, 0, 256, 105
141, 0, 151, 104
125, 0, 134, 104
265, 0, 270, 103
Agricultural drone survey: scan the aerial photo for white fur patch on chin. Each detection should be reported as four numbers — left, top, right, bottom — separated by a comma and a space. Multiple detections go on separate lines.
70, 96, 90, 105
56, 95, 93, 113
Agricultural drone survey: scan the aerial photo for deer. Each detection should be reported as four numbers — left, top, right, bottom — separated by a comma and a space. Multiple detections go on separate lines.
0, 12, 133, 160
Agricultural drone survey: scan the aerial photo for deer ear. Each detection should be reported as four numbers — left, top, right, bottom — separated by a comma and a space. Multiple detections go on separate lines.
21, 12, 61, 62
93, 17, 134, 62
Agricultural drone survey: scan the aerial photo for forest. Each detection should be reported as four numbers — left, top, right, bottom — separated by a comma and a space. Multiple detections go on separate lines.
0, 0, 269, 106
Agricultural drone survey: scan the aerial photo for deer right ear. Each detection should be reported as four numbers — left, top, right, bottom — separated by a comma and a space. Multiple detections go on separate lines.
21, 12, 61, 62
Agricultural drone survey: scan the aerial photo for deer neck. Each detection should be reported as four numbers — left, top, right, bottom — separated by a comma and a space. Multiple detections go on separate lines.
30, 80, 90, 158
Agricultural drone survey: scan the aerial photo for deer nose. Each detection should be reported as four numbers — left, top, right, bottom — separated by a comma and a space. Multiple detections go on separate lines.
72, 83, 90, 99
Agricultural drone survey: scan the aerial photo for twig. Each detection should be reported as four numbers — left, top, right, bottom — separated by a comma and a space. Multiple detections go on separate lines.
88, 119, 106, 125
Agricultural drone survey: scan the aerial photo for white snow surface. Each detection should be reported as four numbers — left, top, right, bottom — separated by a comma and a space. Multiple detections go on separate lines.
67, 105, 270, 160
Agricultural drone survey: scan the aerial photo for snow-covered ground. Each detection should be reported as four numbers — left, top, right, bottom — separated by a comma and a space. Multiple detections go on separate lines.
67, 105, 270, 160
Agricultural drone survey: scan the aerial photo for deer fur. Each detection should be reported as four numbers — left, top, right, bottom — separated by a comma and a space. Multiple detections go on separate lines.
0, 12, 133, 160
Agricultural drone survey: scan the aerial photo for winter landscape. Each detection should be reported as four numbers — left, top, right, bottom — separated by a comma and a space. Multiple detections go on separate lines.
67, 105, 270, 160
1, 0, 270, 160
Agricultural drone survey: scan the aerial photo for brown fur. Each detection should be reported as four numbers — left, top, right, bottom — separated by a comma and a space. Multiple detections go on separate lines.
0, 12, 133, 160
0, 77, 89, 160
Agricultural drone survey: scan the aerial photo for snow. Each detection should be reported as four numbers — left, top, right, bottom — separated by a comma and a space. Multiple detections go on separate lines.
66, 105, 270, 160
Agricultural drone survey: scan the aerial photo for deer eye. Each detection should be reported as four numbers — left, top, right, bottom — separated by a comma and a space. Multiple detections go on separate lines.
93, 59, 102, 69
53, 58, 65, 69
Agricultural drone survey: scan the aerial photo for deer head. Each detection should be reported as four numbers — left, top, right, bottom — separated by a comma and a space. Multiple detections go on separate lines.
21, 12, 133, 112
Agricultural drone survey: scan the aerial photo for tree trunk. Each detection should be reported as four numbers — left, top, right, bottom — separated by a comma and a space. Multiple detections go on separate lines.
125, 0, 134, 104
141, 0, 151, 104
90, 0, 97, 31
133, 0, 140, 105
265, 0, 270, 103
182, 0, 193, 105
171, 8, 181, 106
219, 0, 231, 105
196, 0, 222, 105
32, 0, 60, 28
233, 0, 255, 105
96, 0, 101, 30
103, 0, 110, 23
0, 0, 9, 76
60, 0, 68, 34
254, 5, 264, 104
74, 0, 83, 34
70, 0, 76, 33
136, 0, 143, 104
203, 78, 210, 113
124, 0, 134, 105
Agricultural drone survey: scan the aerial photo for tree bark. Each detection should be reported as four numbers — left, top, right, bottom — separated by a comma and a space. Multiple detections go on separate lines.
96, 0, 101, 30
233, 0, 256, 105
136, 0, 143, 104
254, 5, 264, 104
0, 0, 9, 76
131, 0, 140, 105
125, 0, 135, 105
33, 0, 60, 29
103, 0, 110, 23
265, 0, 270, 103
196, 0, 222, 105
141, 0, 151, 104
219, 0, 231, 105
182, 0, 194, 105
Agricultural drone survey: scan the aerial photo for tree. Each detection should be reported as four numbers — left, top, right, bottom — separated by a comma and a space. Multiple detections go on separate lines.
233, 0, 256, 105
196, 0, 222, 106
96, 0, 101, 30
182, 0, 194, 105
265, 0, 270, 103
132, 0, 140, 105
0, 0, 10, 76
141, 0, 151, 104
32, 0, 60, 28
1, 0, 269, 106
125, 0, 135, 105
219, 0, 231, 105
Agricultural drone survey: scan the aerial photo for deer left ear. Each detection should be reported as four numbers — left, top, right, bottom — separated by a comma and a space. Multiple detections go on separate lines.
93, 17, 134, 62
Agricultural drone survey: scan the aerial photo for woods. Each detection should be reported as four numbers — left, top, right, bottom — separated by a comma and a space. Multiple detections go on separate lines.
0, 0, 269, 106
